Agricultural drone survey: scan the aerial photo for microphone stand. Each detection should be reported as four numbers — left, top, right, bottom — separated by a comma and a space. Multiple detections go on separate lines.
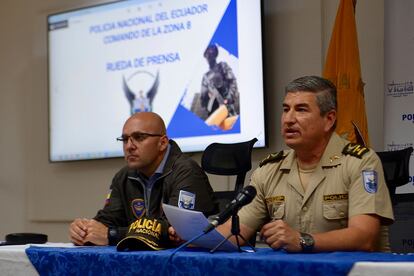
210, 210, 256, 253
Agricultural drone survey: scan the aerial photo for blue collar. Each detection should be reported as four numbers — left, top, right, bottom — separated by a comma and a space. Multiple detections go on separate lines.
154, 143, 171, 175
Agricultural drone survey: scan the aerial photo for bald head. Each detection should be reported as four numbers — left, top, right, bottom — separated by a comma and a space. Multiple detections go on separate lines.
122, 112, 169, 175
125, 112, 166, 136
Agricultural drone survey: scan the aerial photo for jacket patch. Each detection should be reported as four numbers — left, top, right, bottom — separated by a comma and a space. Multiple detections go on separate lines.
362, 170, 378, 193
105, 190, 112, 206
260, 151, 285, 167
323, 194, 348, 202
342, 143, 369, 159
178, 190, 195, 210
131, 198, 146, 219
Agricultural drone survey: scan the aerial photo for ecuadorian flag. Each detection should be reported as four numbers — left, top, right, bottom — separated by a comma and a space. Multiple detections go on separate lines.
323, 0, 370, 146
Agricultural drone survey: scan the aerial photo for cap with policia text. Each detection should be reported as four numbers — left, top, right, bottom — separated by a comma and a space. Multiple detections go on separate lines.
116, 217, 169, 251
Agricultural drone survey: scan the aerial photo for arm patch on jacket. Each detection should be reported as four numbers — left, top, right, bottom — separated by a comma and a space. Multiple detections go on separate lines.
259, 151, 285, 167
342, 143, 369, 159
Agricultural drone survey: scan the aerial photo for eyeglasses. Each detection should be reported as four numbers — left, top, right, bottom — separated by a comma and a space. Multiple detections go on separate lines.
116, 131, 163, 144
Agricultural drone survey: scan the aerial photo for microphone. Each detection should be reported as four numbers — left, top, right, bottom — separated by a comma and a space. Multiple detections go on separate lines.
204, 186, 257, 234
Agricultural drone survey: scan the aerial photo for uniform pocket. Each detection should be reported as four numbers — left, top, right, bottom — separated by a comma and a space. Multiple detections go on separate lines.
270, 203, 285, 220
323, 201, 348, 220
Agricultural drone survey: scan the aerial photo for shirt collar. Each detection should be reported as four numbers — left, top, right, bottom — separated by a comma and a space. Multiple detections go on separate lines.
136, 143, 171, 182
319, 132, 348, 167
280, 132, 347, 170
154, 143, 171, 175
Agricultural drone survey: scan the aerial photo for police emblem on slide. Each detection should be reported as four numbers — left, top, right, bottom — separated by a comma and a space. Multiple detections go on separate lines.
131, 199, 146, 219
362, 170, 378, 193
178, 190, 195, 210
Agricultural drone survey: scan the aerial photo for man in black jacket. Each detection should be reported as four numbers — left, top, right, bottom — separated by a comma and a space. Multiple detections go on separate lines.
69, 112, 217, 246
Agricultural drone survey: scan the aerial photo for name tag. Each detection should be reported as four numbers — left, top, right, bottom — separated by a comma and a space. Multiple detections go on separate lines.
323, 194, 348, 202
265, 195, 285, 204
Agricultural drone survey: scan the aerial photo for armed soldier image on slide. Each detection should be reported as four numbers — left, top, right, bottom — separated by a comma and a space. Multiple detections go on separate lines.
192, 44, 240, 130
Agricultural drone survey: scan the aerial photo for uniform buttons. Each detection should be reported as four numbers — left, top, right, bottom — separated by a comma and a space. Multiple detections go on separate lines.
339, 211, 345, 217
302, 206, 308, 212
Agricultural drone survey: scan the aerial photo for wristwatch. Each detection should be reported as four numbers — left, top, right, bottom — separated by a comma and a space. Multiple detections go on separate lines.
299, 232, 314, 253
107, 227, 118, 245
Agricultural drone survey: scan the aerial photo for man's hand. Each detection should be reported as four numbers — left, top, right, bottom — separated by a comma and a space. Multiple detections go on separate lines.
69, 218, 109, 246
69, 218, 90, 245
260, 220, 301, 252
83, 219, 109, 245
168, 226, 183, 246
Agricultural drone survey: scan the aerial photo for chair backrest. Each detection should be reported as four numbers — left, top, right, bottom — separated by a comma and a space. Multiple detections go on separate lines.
376, 147, 413, 203
202, 138, 258, 247
201, 138, 258, 195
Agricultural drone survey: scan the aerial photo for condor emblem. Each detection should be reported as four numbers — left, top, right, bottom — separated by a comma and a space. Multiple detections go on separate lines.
362, 170, 378, 194
131, 199, 146, 219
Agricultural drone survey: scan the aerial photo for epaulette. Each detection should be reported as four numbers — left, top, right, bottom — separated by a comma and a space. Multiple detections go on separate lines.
259, 151, 285, 167
342, 143, 369, 159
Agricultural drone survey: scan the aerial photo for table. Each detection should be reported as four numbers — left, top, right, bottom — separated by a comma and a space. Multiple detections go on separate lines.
24, 246, 414, 276
349, 261, 414, 276
0, 244, 37, 275
0, 243, 75, 276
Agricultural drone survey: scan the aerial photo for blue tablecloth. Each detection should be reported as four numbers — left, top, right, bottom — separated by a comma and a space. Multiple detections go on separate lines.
25, 246, 414, 276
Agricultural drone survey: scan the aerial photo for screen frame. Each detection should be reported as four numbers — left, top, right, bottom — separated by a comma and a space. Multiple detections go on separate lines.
47, 0, 268, 163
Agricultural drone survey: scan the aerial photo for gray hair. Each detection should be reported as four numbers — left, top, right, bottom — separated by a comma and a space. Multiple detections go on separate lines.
285, 76, 337, 116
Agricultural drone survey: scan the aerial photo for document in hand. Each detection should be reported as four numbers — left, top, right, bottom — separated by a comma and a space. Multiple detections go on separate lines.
162, 203, 238, 251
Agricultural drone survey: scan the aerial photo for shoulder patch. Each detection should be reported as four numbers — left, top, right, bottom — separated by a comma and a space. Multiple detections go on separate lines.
342, 143, 369, 159
178, 190, 195, 210
259, 151, 285, 167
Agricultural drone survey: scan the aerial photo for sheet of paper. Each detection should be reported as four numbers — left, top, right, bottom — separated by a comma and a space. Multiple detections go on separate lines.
162, 203, 238, 251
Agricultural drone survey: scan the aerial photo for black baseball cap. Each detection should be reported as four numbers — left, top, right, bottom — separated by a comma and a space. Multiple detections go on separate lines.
117, 217, 169, 251
0, 233, 47, 246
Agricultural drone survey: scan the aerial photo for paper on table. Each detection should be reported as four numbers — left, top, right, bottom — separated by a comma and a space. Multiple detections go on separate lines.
162, 203, 238, 251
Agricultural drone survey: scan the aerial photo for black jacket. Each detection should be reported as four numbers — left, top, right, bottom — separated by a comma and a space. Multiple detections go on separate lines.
94, 140, 218, 244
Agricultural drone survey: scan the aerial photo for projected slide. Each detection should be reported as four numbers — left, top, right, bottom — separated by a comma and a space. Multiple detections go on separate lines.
48, 0, 265, 161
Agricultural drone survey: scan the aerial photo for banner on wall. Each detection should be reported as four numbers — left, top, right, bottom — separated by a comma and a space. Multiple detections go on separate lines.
384, 0, 414, 194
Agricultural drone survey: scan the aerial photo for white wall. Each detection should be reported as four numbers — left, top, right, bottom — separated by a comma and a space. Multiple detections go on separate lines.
0, 0, 384, 241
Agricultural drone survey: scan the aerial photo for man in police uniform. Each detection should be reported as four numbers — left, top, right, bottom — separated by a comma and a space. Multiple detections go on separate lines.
69, 112, 217, 246
218, 76, 394, 252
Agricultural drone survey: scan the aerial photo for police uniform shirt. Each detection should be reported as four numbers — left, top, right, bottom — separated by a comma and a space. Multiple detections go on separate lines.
238, 132, 394, 251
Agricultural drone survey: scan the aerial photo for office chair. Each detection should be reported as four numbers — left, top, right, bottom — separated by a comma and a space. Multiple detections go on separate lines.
201, 137, 258, 249
376, 147, 413, 204
201, 138, 258, 211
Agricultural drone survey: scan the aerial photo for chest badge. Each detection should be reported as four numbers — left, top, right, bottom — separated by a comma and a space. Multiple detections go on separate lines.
131, 198, 146, 219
